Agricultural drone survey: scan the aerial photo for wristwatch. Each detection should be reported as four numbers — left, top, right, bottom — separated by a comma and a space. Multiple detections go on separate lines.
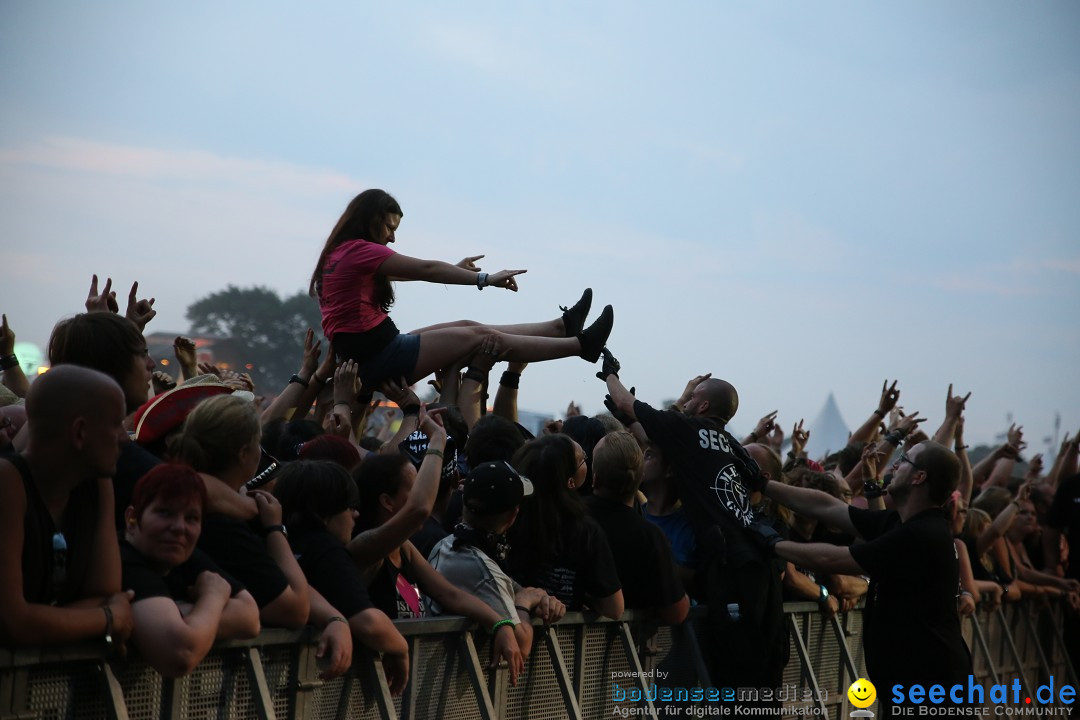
262, 524, 288, 539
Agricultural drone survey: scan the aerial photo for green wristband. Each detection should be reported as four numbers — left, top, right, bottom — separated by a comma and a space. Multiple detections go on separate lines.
491, 618, 515, 634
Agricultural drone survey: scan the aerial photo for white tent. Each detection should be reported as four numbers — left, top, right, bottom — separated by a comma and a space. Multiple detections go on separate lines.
805, 392, 852, 461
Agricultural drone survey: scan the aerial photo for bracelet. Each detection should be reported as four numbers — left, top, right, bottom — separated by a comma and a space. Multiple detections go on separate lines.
289, 374, 309, 388
872, 409, 885, 418
0, 354, 18, 370
748, 431, 758, 441
959, 590, 974, 599
402, 403, 421, 417
425, 448, 444, 461
102, 605, 114, 648
883, 430, 904, 445
491, 618, 515, 634
326, 615, 349, 627
863, 480, 884, 500
262, 524, 288, 538
463, 368, 486, 384
476, 272, 489, 290
500, 371, 520, 389
514, 604, 531, 615
955, 444, 968, 451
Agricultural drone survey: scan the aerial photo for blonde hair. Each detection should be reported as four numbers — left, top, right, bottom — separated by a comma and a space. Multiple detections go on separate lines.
173, 395, 260, 477
592, 431, 644, 499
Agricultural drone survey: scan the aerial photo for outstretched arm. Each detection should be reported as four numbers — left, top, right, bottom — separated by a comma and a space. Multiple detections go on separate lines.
850, 380, 899, 444
380, 253, 526, 291
761, 479, 858, 537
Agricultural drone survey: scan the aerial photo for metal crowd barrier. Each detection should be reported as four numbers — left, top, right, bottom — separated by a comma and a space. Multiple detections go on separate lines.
1, 601, 1075, 720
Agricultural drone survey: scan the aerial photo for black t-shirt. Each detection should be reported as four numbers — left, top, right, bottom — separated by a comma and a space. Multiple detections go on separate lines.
633, 401, 761, 545
584, 495, 684, 611
288, 525, 373, 619
196, 514, 289, 609
113, 441, 162, 530
1047, 473, 1080, 580
121, 541, 244, 601
849, 506, 971, 694
510, 516, 622, 611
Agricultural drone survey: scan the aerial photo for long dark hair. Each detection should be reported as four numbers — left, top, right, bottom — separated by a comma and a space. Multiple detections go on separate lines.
309, 189, 403, 313
506, 434, 585, 574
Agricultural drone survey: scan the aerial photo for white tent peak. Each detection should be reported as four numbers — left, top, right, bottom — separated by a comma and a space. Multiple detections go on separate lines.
805, 392, 851, 461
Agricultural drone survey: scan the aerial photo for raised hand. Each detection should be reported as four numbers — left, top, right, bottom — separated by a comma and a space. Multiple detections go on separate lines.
379, 377, 419, 411
878, 379, 900, 415
791, 420, 809, 457
173, 336, 198, 378
565, 401, 581, 418
85, 274, 119, 313
333, 360, 360, 407
418, 405, 448, 439
896, 411, 926, 437
861, 444, 886, 482
197, 361, 222, 378
0, 314, 14, 356
677, 373, 712, 408
456, 255, 485, 272
469, 334, 509, 373
301, 328, 322, 376
125, 281, 157, 331
488, 269, 526, 292
596, 347, 620, 381
945, 383, 971, 418
750, 410, 778, 442
1007, 424, 1024, 449
1024, 454, 1044, 479
766, 424, 785, 452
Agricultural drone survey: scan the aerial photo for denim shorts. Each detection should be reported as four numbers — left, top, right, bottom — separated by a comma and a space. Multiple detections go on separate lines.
335, 331, 421, 386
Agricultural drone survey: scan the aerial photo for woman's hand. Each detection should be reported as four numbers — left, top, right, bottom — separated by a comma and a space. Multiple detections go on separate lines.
85, 274, 119, 313
250, 490, 283, 527
487, 269, 526, 292
456, 255, 485, 272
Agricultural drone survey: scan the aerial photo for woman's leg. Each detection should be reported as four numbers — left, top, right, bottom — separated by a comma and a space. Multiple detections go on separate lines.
409, 288, 592, 338
407, 327, 578, 384
410, 318, 564, 337
406, 304, 612, 384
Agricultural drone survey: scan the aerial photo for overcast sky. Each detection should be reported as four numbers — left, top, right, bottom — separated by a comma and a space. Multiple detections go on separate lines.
1, 2, 1077, 452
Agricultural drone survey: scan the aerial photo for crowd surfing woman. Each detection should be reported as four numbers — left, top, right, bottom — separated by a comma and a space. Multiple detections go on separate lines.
310, 189, 614, 386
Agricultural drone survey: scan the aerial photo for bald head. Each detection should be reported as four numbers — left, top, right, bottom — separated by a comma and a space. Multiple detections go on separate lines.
684, 378, 739, 423
26, 365, 125, 442
745, 443, 781, 485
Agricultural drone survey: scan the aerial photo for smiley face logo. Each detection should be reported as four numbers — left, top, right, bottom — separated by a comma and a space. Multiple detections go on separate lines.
848, 678, 876, 709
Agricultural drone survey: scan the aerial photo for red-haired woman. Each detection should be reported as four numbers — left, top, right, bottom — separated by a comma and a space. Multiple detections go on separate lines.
121, 464, 260, 677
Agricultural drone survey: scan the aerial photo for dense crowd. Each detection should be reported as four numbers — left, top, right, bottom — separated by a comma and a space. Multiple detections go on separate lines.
2, 191, 1077, 709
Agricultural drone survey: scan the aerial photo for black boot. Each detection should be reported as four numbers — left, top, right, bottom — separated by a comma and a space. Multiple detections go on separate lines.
560, 288, 592, 337
578, 305, 614, 363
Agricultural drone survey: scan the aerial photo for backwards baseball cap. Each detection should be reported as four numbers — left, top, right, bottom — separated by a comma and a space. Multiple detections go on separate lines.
463, 461, 534, 515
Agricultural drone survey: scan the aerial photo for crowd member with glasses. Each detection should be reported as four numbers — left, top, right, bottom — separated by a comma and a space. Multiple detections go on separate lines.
506, 433, 624, 617
751, 440, 971, 711
0, 366, 135, 650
